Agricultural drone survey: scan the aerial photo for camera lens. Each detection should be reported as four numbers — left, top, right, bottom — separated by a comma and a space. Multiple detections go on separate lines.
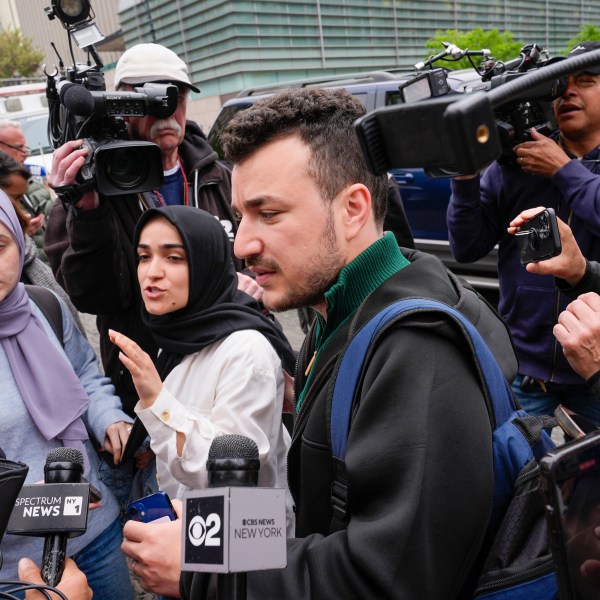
105, 146, 149, 190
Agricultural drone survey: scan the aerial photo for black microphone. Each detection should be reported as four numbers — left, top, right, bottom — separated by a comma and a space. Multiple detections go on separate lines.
62, 83, 178, 119
57, 80, 80, 104
41, 447, 84, 588
62, 85, 95, 117
182, 436, 286, 582
207, 435, 260, 600
207, 435, 260, 489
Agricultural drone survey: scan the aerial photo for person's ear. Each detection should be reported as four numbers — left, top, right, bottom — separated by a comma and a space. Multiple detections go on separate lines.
339, 183, 372, 241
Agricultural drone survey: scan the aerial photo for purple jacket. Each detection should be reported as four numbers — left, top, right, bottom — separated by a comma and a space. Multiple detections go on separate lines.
448, 142, 600, 384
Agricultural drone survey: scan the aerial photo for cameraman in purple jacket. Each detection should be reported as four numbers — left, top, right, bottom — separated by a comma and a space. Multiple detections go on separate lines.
448, 41, 600, 424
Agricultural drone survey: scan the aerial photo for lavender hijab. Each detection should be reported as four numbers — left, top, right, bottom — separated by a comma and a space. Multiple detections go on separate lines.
0, 191, 90, 470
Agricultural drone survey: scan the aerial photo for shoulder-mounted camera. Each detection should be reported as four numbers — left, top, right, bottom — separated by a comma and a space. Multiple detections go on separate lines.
44, 0, 178, 199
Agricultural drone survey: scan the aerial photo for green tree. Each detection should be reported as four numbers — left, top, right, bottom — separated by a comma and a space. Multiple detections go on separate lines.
562, 24, 600, 54
424, 28, 523, 70
0, 29, 44, 80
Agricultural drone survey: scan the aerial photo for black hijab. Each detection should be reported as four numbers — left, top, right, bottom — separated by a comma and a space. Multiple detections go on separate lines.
133, 205, 296, 378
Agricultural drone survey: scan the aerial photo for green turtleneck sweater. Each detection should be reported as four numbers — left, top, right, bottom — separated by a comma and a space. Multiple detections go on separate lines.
296, 232, 409, 411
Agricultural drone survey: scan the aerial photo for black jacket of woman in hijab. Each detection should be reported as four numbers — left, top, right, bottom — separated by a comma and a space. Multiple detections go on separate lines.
135, 205, 296, 378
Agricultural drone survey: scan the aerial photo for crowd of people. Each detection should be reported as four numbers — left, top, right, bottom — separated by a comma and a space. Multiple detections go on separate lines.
2, 38, 600, 600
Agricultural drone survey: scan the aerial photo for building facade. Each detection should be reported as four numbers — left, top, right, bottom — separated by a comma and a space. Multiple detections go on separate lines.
4, 1, 600, 129
117, 0, 600, 101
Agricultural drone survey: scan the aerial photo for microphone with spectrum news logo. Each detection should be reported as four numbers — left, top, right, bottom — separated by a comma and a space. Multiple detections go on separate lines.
41, 448, 85, 587
6, 448, 92, 588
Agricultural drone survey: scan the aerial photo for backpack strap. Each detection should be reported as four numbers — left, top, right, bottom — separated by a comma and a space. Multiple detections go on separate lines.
329, 298, 517, 533
25, 285, 64, 346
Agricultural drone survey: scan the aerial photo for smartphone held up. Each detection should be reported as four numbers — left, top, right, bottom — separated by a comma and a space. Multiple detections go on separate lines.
127, 491, 177, 524
515, 207, 562, 266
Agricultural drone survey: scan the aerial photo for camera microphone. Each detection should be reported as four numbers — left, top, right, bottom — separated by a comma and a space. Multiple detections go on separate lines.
62, 84, 95, 117
57, 81, 81, 104
62, 82, 178, 119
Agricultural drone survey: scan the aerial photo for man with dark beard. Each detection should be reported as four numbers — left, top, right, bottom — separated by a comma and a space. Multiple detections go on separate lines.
44, 43, 260, 418
169, 87, 517, 599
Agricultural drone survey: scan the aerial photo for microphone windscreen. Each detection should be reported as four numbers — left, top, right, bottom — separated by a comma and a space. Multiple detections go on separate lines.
44, 447, 84, 467
208, 435, 259, 461
57, 81, 77, 103
62, 85, 95, 117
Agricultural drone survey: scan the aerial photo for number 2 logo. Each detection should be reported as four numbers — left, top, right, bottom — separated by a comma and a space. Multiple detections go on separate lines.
188, 513, 222, 547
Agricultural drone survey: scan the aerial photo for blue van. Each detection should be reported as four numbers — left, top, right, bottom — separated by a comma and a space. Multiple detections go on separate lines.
207, 70, 498, 303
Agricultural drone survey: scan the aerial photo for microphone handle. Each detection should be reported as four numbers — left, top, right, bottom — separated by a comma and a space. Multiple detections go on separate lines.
217, 572, 247, 600
41, 533, 67, 587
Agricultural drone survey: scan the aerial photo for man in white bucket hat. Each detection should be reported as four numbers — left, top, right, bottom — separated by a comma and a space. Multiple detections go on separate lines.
44, 43, 258, 419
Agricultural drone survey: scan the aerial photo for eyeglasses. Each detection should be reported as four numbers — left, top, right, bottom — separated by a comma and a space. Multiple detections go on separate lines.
0, 140, 30, 154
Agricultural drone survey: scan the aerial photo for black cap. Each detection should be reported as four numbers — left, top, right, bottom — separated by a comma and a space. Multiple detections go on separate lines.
567, 41, 600, 74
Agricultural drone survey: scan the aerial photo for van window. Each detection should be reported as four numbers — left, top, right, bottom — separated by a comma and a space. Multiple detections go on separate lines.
19, 114, 52, 156
352, 92, 367, 107
385, 91, 402, 105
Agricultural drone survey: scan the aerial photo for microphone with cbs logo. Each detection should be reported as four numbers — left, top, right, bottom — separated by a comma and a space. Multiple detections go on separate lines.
182, 435, 287, 599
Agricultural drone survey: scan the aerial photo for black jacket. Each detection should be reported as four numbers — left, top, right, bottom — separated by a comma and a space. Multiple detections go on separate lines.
45, 121, 235, 415
182, 247, 516, 600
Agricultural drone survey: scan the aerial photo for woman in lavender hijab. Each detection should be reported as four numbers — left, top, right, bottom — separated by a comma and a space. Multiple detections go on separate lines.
0, 189, 135, 600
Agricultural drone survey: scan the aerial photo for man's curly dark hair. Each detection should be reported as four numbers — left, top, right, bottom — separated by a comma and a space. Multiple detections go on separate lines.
220, 88, 388, 226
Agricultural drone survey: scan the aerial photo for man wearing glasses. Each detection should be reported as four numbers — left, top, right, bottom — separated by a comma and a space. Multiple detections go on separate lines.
0, 119, 52, 261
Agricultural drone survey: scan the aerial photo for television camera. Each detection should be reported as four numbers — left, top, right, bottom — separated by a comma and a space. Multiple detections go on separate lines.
43, 0, 178, 201
355, 42, 600, 178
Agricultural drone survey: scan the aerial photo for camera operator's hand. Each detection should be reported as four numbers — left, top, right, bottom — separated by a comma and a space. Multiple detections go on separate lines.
49, 140, 99, 211
554, 292, 600, 380
508, 206, 587, 286
514, 128, 571, 177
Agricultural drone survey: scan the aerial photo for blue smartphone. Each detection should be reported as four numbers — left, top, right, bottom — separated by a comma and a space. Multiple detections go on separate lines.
127, 491, 177, 523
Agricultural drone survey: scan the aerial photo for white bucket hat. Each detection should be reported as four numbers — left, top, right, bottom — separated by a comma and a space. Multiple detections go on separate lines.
114, 43, 200, 92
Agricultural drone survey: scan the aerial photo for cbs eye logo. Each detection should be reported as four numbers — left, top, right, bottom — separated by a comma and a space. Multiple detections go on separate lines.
188, 513, 222, 547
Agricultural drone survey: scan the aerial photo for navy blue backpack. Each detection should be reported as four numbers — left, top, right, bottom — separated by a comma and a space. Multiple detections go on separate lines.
328, 298, 558, 599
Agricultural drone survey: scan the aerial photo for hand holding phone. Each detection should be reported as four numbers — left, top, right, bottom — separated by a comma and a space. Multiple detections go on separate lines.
515, 207, 562, 265
127, 491, 177, 524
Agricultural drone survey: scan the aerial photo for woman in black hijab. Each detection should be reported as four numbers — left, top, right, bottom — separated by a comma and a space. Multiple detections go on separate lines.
110, 206, 295, 509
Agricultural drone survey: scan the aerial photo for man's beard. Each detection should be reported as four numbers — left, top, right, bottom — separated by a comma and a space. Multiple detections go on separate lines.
247, 210, 344, 312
